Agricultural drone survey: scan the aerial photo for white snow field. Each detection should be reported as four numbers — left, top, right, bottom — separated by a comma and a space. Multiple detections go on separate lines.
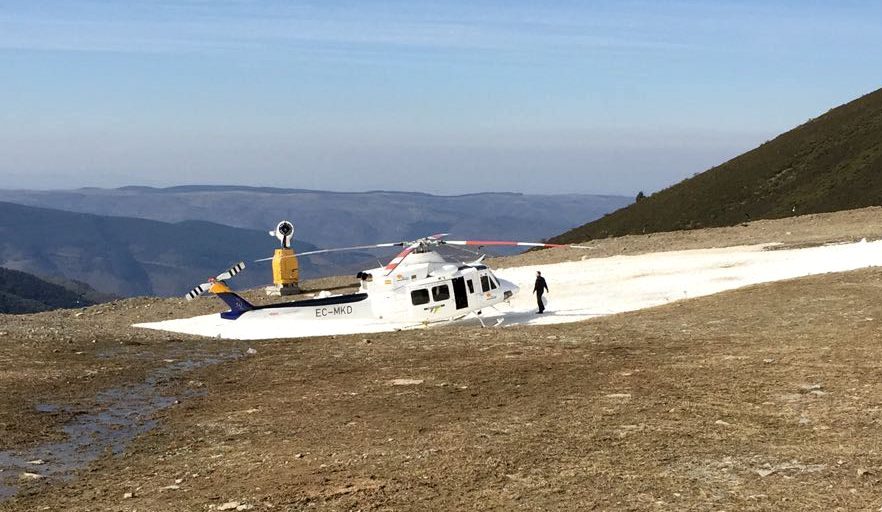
136, 239, 882, 340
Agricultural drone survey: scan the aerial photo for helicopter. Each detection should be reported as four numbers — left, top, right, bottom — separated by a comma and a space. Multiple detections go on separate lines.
136, 225, 590, 339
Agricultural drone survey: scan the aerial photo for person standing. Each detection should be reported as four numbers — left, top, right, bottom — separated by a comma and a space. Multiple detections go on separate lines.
533, 271, 549, 314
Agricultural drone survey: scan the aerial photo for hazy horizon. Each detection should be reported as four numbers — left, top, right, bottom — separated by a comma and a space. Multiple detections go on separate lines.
0, 131, 764, 196
0, 183, 630, 197
2, 1, 881, 195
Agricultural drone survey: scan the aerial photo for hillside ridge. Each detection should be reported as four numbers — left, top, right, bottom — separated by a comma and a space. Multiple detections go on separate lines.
0, 201, 323, 297
0, 267, 104, 314
551, 87, 882, 243
0, 188, 629, 250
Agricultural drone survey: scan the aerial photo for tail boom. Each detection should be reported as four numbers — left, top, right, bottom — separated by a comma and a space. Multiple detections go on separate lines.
209, 282, 254, 320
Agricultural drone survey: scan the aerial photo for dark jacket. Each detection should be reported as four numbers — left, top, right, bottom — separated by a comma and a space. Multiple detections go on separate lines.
533, 276, 548, 294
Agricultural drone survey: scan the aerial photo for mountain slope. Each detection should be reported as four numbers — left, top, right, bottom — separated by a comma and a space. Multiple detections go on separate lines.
0, 202, 323, 297
551, 87, 882, 243
0, 187, 630, 250
0, 267, 103, 314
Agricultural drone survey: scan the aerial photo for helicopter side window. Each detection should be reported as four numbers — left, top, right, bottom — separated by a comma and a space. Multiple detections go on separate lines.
489, 276, 498, 290
467, 279, 475, 294
432, 284, 450, 302
411, 289, 430, 306
480, 275, 491, 292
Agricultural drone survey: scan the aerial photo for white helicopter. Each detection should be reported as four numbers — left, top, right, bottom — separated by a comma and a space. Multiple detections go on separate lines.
136, 228, 588, 340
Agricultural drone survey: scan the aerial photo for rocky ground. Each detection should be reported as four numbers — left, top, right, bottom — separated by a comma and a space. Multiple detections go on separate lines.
3, 208, 882, 511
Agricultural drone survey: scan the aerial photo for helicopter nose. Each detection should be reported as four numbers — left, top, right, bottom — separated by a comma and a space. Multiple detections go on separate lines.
499, 279, 519, 300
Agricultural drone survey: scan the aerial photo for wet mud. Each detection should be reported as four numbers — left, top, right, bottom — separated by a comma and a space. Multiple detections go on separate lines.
0, 345, 243, 501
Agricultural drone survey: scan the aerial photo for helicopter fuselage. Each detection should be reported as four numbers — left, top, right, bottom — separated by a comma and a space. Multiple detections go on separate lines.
210, 250, 519, 330
359, 251, 519, 324
138, 230, 587, 339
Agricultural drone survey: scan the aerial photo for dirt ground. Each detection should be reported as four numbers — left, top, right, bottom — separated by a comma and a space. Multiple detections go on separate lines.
3, 208, 882, 511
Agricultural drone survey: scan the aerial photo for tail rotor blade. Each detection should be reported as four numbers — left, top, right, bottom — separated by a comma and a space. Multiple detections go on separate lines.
216, 261, 245, 281
185, 283, 211, 301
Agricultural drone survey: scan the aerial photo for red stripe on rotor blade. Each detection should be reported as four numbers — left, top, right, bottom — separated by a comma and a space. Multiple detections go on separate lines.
384, 248, 413, 270
384, 245, 417, 274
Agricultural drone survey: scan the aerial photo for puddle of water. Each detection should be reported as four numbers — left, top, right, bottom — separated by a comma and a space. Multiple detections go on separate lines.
0, 349, 243, 500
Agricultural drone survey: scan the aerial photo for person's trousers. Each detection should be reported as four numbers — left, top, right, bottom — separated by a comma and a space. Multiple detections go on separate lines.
536, 292, 545, 312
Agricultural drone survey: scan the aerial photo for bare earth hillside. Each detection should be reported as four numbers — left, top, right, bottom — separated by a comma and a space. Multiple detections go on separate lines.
552, 87, 882, 243
3, 208, 882, 510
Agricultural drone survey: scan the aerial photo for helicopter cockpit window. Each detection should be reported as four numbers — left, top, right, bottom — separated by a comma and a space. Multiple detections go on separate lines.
432, 285, 450, 302
480, 275, 491, 292
467, 279, 475, 294
489, 276, 498, 289
411, 289, 430, 306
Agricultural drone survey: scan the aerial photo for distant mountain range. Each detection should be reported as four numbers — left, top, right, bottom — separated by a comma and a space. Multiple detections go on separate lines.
552, 87, 882, 243
0, 267, 110, 314
0, 187, 630, 250
0, 201, 332, 297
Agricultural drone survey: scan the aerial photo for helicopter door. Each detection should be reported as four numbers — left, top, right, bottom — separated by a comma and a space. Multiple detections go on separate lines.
452, 277, 469, 310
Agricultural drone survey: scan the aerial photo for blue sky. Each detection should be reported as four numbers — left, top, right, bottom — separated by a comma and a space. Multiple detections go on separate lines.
1, 1, 881, 195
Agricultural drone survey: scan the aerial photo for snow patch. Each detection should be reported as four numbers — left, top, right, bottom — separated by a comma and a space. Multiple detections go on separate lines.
136, 240, 882, 340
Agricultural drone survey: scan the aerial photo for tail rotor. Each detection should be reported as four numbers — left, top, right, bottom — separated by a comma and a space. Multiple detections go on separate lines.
184, 261, 246, 301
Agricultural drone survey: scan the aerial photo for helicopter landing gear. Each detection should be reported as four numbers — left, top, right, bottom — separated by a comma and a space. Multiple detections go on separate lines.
475, 311, 503, 328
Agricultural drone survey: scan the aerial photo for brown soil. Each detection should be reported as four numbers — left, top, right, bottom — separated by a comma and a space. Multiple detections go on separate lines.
3, 207, 882, 511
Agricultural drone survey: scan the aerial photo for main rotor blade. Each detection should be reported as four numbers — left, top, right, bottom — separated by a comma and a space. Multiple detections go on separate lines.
384, 242, 420, 276
298, 242, 403, 257
253, 242, 405, 262
444, 240, 591, 249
